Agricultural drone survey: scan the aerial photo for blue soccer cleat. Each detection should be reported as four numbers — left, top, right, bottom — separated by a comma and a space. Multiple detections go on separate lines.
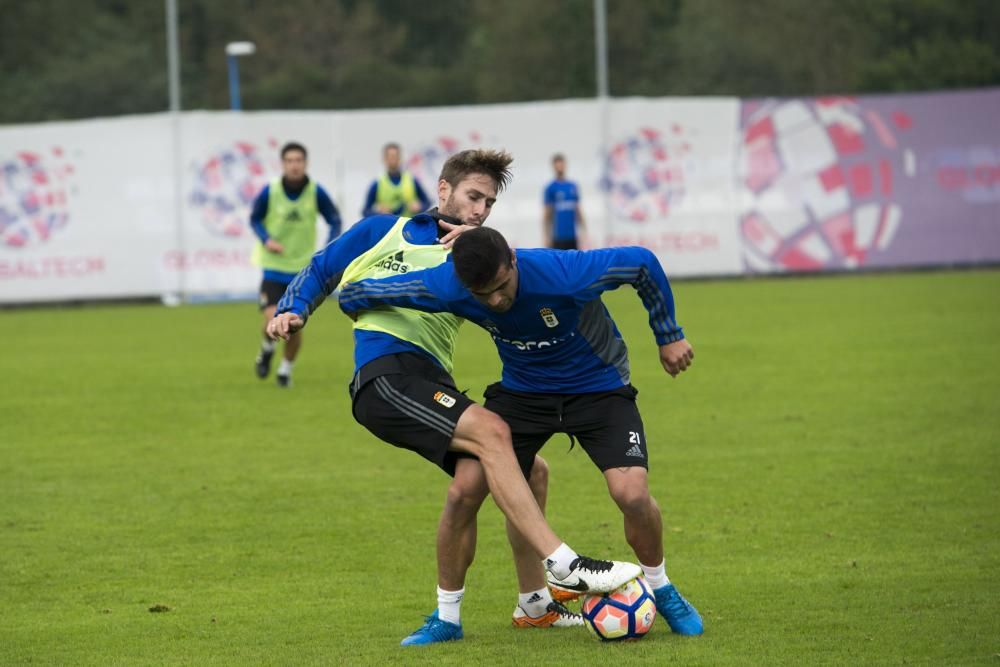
400, 609, 464, 646
653, 583, 703, 635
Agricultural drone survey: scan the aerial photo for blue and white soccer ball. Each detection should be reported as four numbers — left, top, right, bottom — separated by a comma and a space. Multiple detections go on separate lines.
581, 576, 657, 641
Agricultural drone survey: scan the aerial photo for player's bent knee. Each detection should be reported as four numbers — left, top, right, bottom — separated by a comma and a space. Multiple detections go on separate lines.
607, 472, 654, 514
528, 456, 549, 492
612, 488, 655, 515
465, 406, 512, 452
447, 464, 490, 510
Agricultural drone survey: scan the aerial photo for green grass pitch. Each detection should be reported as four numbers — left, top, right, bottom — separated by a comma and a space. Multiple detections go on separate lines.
2, 269, 998, 665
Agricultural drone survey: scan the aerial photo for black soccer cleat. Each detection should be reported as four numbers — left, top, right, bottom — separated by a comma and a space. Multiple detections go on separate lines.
276, 372, 291, 388
255, 348, 274, 379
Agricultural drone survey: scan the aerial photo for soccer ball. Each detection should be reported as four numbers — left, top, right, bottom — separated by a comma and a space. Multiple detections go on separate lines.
581, 576, 657, 641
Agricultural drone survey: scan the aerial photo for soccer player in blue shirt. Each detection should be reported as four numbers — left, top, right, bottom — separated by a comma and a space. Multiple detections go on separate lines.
267, 149, 642, 645
250, 142, 342, 387
339, 226, 704, 636
542, 153, 586, 249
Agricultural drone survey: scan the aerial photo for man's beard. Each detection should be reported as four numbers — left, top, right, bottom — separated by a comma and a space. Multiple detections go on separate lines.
440, 195, 480, 226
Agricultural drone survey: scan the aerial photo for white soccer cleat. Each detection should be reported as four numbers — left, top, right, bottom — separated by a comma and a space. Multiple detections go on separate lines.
547, 556, 642, 595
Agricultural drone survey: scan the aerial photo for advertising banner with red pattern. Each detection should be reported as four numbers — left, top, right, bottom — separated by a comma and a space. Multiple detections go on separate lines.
737, 89, 1000, 273
0, 115, 175, 303
1, 88, 997, 304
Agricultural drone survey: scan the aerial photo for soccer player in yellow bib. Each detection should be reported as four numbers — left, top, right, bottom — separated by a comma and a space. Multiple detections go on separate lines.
361, 142, 432, 217
268, 149, 641, 645
250, 142, 341, 387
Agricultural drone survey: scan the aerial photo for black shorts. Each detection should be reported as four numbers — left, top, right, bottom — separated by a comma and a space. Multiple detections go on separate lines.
259, 279, 289, 310
551, 238, 578, 250
483, 383, 647, 479
350, 353, 476, 476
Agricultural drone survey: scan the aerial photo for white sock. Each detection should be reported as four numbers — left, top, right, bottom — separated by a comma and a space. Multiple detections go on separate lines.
277, 359, 293, 376
260, 338, 275, 353
437, 586, 464, 625
518, 587, 553, 617
640, 559, 670, 590
542, 543, 579, 580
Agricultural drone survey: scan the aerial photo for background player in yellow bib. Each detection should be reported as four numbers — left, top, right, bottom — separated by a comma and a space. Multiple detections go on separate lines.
250, 142, 341, 387
361, 142, 432, 217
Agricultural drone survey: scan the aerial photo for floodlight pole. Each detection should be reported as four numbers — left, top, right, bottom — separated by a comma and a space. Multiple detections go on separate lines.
594, 0, 609, 99
166, 0, 181, 112
594, 0, 612, 245
225, 42, 256, 111
165, 0, 185, 303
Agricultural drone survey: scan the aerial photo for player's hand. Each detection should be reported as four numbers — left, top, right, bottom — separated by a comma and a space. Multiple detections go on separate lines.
437, 221, 476, 248
264, 239, 284, 254
267, 312, 304, 340
376, 204, 393, 214
659, 339, 694, 378
407, 201, 423, 213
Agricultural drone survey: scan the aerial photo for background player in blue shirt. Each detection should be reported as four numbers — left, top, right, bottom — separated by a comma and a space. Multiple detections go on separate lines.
250, 142, 341, 387
542, 153, 586, 249
339, 226, 704, 636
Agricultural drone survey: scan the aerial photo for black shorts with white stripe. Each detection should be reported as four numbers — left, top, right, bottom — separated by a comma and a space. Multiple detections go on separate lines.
483, 382, 648, 479
350, 353, 476, 476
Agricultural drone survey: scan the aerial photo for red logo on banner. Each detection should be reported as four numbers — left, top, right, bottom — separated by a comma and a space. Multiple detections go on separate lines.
601, 126, 692, 223
0, 147, 75, 249
188, 139, 280, 239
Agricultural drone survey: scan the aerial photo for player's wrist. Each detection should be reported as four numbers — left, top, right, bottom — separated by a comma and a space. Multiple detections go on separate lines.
656, 329, 685, 346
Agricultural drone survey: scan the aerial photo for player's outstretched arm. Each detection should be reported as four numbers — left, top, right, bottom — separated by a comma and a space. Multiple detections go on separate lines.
565, 245, 684, 345
338, 264, 456, 317
274, 216, 395, 324
267, 312, 305, 341
660, 339, 694, 378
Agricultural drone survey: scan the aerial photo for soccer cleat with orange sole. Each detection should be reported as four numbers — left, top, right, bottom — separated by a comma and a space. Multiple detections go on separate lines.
512, 600, 584, 628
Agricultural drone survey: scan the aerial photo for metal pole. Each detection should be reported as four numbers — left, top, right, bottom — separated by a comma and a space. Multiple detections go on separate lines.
165, 0, 185, 303
227, 55, 242, 110
594, 0, 609, 99
594, 0, 612, 246
166, 0, 181, 111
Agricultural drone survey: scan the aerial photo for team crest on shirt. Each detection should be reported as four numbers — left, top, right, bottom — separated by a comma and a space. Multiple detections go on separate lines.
433, 391, 457, 408
539, 307, 559, 328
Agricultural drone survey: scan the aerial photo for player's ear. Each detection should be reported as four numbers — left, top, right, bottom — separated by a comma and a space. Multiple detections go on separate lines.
510, 249, 517, 267
438, 179, 450, 203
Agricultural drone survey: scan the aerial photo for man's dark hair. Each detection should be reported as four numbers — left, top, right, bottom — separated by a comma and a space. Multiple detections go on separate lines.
452, 227, 513, 290
551, 153, 565, 163
439, 149, 513, 193
383, 142, 401, 154
281, 142, 307, 159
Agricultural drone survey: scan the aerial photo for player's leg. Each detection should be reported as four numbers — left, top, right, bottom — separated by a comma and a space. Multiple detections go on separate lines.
507, 456, 583, 628
470, 382, 640, 593
432, 456, 489, 631
437, 457, 487, 591
566, 385, 703, 636
276, 330, 301, 387
604, 466, 662, 566
255, 280, 284, 380
355, 367, 640, 645
351, 369, 473, 645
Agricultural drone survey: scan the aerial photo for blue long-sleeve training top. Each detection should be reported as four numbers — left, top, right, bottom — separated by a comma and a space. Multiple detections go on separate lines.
275, 212, 453, 373
338, 247, 684, 393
